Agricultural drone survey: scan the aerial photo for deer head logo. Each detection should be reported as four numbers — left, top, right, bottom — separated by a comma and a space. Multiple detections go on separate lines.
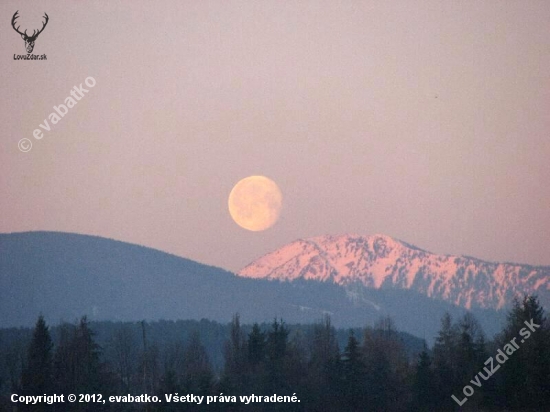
11, 11, 49, 54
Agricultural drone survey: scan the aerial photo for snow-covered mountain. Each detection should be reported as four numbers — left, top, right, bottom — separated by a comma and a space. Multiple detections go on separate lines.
238, 234, 550, 310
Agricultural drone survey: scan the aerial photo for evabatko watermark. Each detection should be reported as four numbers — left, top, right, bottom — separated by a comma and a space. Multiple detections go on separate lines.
18, 77, 97, 153
451, 318, 541, 406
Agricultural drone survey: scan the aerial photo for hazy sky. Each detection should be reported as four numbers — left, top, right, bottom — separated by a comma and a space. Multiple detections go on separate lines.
1, 1, 549, 272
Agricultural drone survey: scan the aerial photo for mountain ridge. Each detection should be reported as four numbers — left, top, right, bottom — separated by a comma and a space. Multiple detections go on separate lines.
238, 234, 550, 310
0, 231, 508, 342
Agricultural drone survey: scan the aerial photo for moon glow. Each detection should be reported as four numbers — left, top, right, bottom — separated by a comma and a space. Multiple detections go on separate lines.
228, 176, 282, 231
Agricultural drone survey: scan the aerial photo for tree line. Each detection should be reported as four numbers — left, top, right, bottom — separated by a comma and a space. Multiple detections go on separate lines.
1, 295, 549, 411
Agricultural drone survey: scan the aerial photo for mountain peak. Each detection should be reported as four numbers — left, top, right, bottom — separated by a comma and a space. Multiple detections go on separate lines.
238, 234, 550, 310
239, 234, 413, 288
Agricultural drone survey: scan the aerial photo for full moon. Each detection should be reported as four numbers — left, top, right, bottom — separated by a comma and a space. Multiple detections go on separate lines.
228, 176, 283, 231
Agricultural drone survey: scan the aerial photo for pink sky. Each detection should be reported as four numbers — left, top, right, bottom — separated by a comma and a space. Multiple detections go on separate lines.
1, 1, 549, 272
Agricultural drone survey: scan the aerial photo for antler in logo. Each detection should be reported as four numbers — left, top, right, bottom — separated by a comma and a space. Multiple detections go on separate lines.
11, 11, 49, 54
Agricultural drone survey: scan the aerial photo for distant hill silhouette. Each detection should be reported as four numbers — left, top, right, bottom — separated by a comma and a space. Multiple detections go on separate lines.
0, 231, 505, 342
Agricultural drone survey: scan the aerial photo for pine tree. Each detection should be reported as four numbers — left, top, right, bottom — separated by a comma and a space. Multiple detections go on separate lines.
310, 315, 339, 370
52, 317, 110, 411
20, 315, 53, 411
267, 319, 288, 362
73, 317, 104, 394
341, 330, 366, 412
362, 319, 409, 412
306, 316, 340, 411
248, 323, 266, 368
455, 312, 487, 408
282, 332, 308, 412
265, 319, 289, 394
432, 312, 460, 410
495, 295, 550, 410
222, 314, 247, 394
53, 323, 75, 395
411, 345, 436, 412
232, 322, 266, 400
